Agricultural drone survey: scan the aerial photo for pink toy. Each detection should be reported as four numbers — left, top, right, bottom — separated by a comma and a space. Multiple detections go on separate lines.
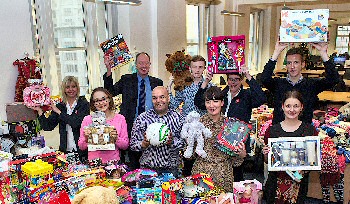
233, 179, 262, 204
23, 84, 51, 107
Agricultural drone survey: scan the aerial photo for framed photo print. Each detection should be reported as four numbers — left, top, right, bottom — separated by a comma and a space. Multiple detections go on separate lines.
268, 136, 321, 171
279, 9, 329, 42
207, 35, 245, 74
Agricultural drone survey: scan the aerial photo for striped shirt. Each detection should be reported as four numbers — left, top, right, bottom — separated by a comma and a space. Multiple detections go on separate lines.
130, 109, 185, 169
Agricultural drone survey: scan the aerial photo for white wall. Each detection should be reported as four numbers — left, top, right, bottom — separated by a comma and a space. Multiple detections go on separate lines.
0, 1, 34, 121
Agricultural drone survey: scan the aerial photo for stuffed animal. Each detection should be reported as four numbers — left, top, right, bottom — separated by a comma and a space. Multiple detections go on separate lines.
181, 111, 212, 158
165, 50, 193, 91
72, 186, 119, 204
146, 122, 170, 146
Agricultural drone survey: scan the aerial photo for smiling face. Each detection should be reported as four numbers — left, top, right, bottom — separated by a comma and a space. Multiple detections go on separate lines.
205, 99, 224, 118
227, 74, 242, 94
92, 91, 111, 112
190, 60, 205, 80
136, 53, 151, 78
64, 82, 78, 99
286, 54, 304, 80
152, 87, 170, 116
282, 97, 303, 120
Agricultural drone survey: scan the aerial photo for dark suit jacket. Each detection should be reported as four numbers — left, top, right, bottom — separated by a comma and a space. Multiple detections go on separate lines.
104, 73, 163, 136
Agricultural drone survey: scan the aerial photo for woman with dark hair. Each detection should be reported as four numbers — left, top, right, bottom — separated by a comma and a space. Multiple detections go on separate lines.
28, 76, 90, 159
191, 86, 246, 192
262, 90, 317, 204
194, 67, 267, 181
78, 87, 129, 163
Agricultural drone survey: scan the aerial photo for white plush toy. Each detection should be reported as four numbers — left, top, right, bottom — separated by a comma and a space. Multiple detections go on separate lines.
181, 111, 212, 158
146, 122, 170, 146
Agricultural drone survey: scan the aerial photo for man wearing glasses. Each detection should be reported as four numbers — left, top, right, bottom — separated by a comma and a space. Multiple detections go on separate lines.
104, 52, 163, 170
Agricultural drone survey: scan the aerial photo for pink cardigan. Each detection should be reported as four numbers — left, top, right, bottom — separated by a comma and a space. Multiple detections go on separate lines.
78, 113, 129, 163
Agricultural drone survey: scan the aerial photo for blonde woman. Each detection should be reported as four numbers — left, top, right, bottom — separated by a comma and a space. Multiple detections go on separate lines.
29, 76, 90, 158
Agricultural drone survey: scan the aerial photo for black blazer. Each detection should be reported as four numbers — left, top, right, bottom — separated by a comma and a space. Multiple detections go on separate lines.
38, 96, 90, 154
104, 73, 163, 136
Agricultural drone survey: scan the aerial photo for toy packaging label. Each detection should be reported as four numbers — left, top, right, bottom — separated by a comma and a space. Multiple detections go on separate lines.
6, 103, 37, 123
268, 136, 321, 171
217, 117, 251, 155
279, 9, 329, 42
100, 34, 134, 70
207, 35, 245, 74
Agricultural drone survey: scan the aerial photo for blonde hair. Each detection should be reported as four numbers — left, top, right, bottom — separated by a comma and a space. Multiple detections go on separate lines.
61, 76, 80, 103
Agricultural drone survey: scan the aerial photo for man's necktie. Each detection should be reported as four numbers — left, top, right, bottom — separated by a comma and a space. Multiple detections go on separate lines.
138, 79, 146, 114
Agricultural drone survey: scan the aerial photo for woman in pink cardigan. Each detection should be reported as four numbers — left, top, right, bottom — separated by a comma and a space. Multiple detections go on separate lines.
78, 87, 129, 163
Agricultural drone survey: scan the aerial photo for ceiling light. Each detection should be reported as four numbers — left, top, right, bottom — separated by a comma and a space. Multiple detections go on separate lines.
99, 0, 141, 5
221, 10, 244, 17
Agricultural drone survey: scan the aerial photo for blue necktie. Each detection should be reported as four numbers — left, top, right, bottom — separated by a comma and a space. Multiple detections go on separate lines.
138, 79, 146, 114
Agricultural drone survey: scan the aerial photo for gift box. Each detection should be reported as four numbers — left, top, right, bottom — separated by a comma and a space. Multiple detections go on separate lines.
207, 35, 245, 74
279, 9, 329, 42
268, 136, 321, 171
23, 84, 51, 107
6, 103, 37, 123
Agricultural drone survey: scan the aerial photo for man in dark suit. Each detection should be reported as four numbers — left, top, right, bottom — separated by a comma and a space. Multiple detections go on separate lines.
104, 52, 163, 169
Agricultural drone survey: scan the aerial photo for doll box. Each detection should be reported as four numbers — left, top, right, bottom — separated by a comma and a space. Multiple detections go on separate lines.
268, 136, 321, 171
207, 35, 245, 74
279, 9, 329, 42
6, 103, 37, 123
87, 126, 116, 151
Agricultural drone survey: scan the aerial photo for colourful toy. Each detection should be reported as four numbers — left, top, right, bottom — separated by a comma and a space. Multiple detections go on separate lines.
162, 173, 214, 204
207, 35, 245, 74
23, 84, 51, 107
21, 159, 54, 188
233, 179, 262, 204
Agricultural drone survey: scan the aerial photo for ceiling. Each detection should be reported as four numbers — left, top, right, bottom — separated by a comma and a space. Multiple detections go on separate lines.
243, 0, 350, 26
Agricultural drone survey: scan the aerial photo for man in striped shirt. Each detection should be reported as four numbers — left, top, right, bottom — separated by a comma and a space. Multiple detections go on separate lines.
130, 86, 185, 177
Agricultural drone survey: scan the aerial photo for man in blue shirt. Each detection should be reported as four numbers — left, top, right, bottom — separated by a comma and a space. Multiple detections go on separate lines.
104, 52, 163, 169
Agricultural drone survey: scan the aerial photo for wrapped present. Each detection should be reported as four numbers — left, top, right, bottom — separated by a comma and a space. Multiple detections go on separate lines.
216, 118, 251, 156
6, 103, 37, 123
207, 35, 245, 74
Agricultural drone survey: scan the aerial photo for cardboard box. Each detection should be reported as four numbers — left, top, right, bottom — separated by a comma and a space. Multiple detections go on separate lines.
279, 9, 329, 42
207, 35, 245, 74
268, 136, 321, 171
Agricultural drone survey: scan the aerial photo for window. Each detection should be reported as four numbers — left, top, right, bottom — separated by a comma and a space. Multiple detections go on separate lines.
186, 5, 199, 56
336, 25, 350, 54
32, 0, 109, 96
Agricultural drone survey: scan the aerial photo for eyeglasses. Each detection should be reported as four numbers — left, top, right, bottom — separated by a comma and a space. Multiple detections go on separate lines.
93, 97, 108, 104
228, 78, 241, 83
137, 61, 151, 66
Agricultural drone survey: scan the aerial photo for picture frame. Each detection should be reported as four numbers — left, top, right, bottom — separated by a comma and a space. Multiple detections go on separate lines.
207, 35, 245, 74
268, 136, 321, 171
279, 9, 329, 42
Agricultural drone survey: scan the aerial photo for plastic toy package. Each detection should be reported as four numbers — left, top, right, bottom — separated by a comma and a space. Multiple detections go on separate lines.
207, 35, 245, 74
279, 9, 329, 42
268, 136, 321, 171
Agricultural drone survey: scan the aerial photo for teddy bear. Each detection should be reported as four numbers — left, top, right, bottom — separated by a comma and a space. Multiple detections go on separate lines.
181, 111, 212, 158
165, 50, 193, 91
72, 186, 119, 204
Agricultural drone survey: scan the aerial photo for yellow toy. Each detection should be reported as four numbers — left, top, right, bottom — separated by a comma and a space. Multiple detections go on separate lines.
22, 159, 54, 188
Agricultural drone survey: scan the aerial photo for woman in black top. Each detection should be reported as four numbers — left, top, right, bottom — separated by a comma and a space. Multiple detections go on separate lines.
29, 76, 89, 159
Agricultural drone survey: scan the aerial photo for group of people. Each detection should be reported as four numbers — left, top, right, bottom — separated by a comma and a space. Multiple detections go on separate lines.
28, 40, 340, 203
